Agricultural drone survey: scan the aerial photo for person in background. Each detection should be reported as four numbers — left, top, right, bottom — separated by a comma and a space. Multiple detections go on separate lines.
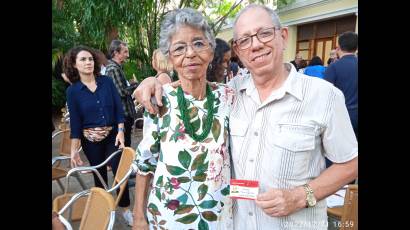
324, 31, 358, 140
63, 45, 133, 226
290, 52, 302, 71
206, 38, 231, 83
151, 48, 174, 84
304, 56, 326, 79
95, 49, 109, 75
105, 40, 138, 149
327, 49, 338, 65
297, 59, 307, 74
229, 56, 240, 77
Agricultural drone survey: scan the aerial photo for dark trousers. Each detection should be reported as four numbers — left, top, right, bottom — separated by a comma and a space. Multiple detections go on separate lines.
124, 115, 134, 147
81, 130, 130, 207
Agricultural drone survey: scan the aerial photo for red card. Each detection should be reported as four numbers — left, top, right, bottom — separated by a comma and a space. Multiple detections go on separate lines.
229, 179, 259, 200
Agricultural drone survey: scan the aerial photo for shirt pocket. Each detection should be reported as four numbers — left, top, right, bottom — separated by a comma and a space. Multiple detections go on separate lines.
268, 123, 318, 180
272, 123, 316, 152
229, 117, 249, 163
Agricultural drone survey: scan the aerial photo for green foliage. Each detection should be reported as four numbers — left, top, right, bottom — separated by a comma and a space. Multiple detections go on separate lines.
52, 0, 287, 112
205, 0, 244, 34
122, 60, 137, 80
123, 59, 155, 83
52, 77, 66, 109
277, 0, 296, 9
52, 0, 78, 52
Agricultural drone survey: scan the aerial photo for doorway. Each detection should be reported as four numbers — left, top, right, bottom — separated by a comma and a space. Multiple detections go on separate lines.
314, 37, 333, 66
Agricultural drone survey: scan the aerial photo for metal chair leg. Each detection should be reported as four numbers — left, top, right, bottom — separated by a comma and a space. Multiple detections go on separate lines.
74, 173, 87, 190
56, 179, 65, 192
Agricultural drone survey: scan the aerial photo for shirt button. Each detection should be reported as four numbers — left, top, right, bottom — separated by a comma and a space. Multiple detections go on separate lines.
249, 159, 254, 163
97, 100, 100, 103
249, 212, 253, 216
254, 131, 258, 136
102, 116, 105, 118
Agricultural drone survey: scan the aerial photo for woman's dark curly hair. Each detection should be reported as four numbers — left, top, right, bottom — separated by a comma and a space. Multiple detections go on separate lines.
63, 45, 101, 83
207, 38, 231, 83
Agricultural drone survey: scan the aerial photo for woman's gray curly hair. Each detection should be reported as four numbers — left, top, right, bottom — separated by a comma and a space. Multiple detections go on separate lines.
159, 8, 216, 56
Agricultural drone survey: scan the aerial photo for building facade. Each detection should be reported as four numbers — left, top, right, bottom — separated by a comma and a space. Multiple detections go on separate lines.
216, 0, 358, 66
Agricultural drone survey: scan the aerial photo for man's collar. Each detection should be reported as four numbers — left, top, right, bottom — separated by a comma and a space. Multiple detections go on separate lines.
285, 63, 303, 101
340, 53, 356, 59
238, 72, 254, 96
109, 59, 122, 67
238, 63, 303, 101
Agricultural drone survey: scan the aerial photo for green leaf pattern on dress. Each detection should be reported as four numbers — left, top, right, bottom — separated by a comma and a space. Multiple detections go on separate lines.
135, 83, 235, 229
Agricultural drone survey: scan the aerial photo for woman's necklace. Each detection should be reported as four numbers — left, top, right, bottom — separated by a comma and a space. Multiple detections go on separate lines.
176, 84, 215, 142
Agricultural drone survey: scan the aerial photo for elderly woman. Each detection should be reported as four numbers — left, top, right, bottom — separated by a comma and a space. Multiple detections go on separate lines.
132, 8, 234, 230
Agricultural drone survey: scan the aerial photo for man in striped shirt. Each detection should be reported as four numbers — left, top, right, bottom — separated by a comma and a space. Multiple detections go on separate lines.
133, 4, 358, 229
106, 40, 137, 148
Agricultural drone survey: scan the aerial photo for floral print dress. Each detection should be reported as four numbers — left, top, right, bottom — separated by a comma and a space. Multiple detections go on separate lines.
136, 83, 235, 230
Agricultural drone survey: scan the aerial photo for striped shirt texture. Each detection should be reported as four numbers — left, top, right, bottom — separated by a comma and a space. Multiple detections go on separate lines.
227, 63, 358, 230
105, 59, 137, 119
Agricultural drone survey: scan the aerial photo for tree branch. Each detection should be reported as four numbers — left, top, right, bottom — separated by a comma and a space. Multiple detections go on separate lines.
212, 0, 243, 35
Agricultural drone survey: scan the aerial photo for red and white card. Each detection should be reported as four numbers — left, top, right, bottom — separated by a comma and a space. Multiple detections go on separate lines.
229, 179, 259, 200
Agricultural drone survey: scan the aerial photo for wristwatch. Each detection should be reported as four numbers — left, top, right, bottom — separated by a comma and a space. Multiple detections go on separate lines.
118, 127, 124, 132
302, 184, 316, 207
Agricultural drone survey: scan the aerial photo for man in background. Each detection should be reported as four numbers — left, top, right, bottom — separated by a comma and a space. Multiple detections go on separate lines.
327, 49, 338, 65
324, 31, 358, 140
105, 40, 137, 148
290, 52, 303, 71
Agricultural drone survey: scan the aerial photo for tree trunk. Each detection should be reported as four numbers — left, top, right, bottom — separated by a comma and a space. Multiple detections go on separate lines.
106, 26, 119, 51
57, 0, 64, 10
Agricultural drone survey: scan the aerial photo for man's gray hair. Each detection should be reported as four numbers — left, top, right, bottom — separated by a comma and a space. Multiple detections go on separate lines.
159, 8, 216, 56
233, 4, 282, 40
109, 40, 128, 58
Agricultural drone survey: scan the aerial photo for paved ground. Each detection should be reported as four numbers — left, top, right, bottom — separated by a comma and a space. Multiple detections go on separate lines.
52, 118, 143, 229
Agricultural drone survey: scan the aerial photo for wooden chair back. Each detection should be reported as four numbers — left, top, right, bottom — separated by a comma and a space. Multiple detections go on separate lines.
340, 184, 358, 230
79, 187, 115, 230
53, 193, 88, 221
53, 187, 115, 230
111, 147, 135, 207
59, 129, 72, 157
